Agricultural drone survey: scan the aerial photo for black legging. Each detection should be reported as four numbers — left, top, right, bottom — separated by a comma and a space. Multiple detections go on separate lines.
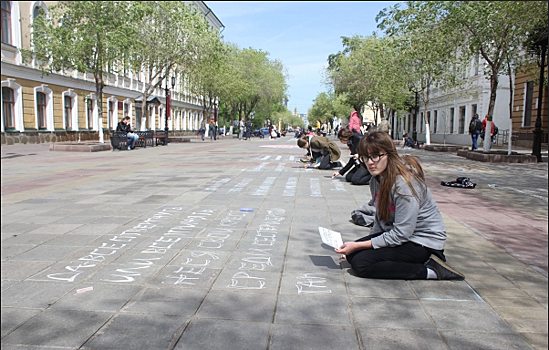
345, 165, 372, 185
345, 234, 445, 280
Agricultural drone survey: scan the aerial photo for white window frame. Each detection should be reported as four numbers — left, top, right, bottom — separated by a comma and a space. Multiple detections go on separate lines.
86, 93, 98, 130
34, 84, 54, 131
107, 96, 118, 130
62, 89, 78, 131
1, 1, 22, 64
30, 1, 49, 69
1, 78, 23, 131
123, 98, 132, 123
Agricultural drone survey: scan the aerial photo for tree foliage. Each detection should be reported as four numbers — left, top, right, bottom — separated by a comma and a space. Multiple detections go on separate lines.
325, 33, 412, 127
23, 0, 291, 134
217, 45, 288, 127
377, 1, 468, 144
308, 92, 351, 125
377, 1, 548, 122
23, 1, 141, 139
130, 1, 222, 123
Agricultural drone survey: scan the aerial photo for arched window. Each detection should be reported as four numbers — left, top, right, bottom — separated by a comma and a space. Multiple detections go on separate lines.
2, 86, 14, 129
62, 89, 78, 131
450, 108, 455, 134
36, 91, 47, 129
64, 95, 72, 130
1, 1, 11, 44
458, 106, 466, 134
87, 98, 94, 129
33, 4, 41, 18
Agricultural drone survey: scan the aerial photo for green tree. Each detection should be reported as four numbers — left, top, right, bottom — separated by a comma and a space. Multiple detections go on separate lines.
23, 1, 140, 142
377, 2, 466, 144
185, 16, 227, 128
377, 1, 548, 147
218, 46, 288, 128
326, 34, 410, 131
327, 35, 374, 115
440, 1, 547, 152
308, 92, 351, 126
131, 1, 220, 130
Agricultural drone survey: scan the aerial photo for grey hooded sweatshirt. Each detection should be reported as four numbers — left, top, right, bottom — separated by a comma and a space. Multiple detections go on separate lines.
368, 174, 446, 251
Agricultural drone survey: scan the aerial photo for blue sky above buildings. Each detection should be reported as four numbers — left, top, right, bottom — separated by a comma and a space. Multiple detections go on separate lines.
206, 1, 398, 115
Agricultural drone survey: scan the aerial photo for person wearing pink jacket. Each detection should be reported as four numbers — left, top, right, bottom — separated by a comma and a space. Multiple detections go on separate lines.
348, 110, 363, 135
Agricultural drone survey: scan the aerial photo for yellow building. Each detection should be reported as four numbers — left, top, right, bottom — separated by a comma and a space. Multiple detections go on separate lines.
512, 66, 549, 149
1, 1, 223, 144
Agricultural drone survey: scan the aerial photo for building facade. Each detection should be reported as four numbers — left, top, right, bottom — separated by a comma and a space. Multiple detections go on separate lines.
511, 67, 549, 148
393, 57, 547, 149
1, 1, 224, 145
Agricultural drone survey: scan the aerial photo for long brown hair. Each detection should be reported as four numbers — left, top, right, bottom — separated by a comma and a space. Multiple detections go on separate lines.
358, 131, 426, 222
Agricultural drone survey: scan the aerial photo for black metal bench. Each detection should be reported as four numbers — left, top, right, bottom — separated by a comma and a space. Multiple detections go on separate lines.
153, 130, 168, 146
110, 131, 154, 151
111, 132, 129, 151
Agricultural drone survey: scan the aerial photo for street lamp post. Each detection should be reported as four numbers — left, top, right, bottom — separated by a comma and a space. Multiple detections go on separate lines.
164, 75, 175, 145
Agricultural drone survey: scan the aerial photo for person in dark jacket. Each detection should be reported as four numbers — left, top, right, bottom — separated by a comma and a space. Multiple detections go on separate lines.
116, 116, 139, 150
332, 128, 371, 185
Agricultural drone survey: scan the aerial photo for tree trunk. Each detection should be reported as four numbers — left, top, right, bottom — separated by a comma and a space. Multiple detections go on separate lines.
423, 103, 431, 145
486, 68, 499, 120
142, 87, 150, 131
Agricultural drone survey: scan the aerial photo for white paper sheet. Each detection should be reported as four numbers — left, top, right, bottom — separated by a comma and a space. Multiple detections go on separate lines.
318, 227, 343, 249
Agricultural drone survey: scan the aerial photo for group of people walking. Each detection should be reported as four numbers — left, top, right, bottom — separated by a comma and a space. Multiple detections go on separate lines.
238, 118, 253, 141
297, 110, 465, 282
469, 113, 498, 151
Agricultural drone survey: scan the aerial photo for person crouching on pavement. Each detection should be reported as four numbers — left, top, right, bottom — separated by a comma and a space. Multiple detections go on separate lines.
332, 128, 372, 185
402, 133, 415, 148
297, 134, 342, 170
335, 131, 464, 281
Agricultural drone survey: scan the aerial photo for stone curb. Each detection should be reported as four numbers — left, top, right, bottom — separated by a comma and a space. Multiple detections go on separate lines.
424, 145, 469, 152
456, 150, 538, 163
48, 142, 112, 152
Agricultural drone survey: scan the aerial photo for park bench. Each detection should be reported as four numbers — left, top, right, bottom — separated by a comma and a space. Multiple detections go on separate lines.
111, 130, 166, 151
153, 130, 168, 146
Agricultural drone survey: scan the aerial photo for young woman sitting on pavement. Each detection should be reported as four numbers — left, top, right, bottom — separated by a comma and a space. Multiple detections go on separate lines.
297, 134, 342, 170
332, 128, 372, 185
335, 131, 464, 281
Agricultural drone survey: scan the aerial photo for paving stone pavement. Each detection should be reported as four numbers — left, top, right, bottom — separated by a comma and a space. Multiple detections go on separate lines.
1, 136, 547, 350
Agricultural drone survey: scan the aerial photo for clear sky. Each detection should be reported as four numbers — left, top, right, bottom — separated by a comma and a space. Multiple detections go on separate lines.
205, 1, 398, 115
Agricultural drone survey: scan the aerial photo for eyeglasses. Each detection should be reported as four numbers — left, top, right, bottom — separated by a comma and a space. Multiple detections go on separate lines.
359, 153, 388, 163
